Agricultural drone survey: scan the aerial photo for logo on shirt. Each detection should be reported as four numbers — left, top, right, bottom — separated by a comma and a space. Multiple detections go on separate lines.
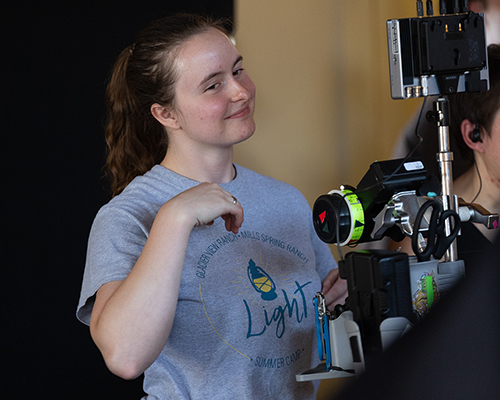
247, 259, 277, 301
197, 230, 315, 366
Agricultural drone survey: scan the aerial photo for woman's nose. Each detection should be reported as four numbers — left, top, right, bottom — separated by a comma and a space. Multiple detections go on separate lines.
229, 77, 252, 101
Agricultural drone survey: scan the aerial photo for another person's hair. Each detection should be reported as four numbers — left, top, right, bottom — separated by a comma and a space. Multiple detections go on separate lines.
449, 44, 500, 169
105, 14, 229, 196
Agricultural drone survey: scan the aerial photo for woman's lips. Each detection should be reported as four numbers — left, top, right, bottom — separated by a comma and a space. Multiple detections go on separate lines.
225, 105, 251, 119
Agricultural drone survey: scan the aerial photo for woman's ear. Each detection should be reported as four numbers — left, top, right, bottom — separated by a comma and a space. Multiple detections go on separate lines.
461, 118, 485, 153
151, 103, 180, 130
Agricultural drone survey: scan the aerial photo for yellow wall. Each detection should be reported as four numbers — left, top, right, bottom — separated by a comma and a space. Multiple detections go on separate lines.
233, 0, 422, 205
232, 1, 424, 398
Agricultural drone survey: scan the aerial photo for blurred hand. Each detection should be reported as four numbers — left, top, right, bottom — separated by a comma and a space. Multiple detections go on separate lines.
321, 268, 348, 312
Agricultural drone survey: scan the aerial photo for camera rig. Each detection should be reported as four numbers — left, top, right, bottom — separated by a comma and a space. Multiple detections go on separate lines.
388, 0, 489, 99
297, 0, 498, 382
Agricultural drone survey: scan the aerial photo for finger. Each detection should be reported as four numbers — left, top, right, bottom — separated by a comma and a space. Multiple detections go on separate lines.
324, 285, 348, 310
321, 268, 340, 293
322, 274, 348, 310
223, 193, 244, 232
224, 214, 235, 233
222, 210, 243, 234
217, 187, 237, 205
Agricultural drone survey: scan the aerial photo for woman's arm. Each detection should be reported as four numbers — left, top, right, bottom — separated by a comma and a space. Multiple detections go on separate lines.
89, 183, 243, 380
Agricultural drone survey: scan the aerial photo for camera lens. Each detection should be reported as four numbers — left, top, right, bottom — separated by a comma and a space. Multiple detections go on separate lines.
313, 193, 352, 244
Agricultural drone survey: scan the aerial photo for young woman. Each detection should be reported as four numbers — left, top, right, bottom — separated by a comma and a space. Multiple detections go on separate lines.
77, 14, 347, 399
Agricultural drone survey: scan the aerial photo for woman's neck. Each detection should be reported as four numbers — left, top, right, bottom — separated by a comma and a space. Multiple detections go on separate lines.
453, 166, 482, 204
455, 159, 500, 212
160, 146, 235, 183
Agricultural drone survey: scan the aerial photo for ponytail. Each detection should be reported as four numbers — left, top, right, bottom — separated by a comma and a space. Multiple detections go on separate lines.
104, 46, 167, 197
103, 14, 228, 197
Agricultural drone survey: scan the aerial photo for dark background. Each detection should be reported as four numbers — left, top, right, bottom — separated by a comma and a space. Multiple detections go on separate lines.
2, 1, 233, 398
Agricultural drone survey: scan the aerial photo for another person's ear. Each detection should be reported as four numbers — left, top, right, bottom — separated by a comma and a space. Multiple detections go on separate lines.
461, 119, 486, 152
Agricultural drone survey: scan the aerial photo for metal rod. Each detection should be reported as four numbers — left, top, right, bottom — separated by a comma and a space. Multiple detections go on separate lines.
434, 97, 458, 261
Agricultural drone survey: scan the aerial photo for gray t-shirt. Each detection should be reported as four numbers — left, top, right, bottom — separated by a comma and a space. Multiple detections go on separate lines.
77, 164, 336, 399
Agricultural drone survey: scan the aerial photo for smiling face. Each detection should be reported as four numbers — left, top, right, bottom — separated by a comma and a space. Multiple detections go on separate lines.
165, 28, 256, 152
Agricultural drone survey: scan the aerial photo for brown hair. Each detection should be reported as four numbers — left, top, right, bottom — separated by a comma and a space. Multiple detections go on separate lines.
104, 14, 229, 196
449, 44, 500, 169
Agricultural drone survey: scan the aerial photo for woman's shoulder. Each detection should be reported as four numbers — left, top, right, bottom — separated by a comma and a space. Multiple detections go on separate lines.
235, 164, 304, 194
114, 165, 197, 201
96, 165, 191, 223
232, 165, 310, 214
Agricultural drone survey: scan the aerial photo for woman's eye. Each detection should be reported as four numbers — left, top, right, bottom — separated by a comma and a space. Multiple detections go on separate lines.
233, 68, 244, 76
206, 83, 220, 91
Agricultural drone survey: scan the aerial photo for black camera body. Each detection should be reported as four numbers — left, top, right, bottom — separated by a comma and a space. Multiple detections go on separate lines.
387, 11, 489, 99
312, 158, 428, 246
338, 250, 416, 366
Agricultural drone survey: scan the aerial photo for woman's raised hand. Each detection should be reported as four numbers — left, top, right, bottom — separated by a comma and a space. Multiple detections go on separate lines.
162, 182, 244, 234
